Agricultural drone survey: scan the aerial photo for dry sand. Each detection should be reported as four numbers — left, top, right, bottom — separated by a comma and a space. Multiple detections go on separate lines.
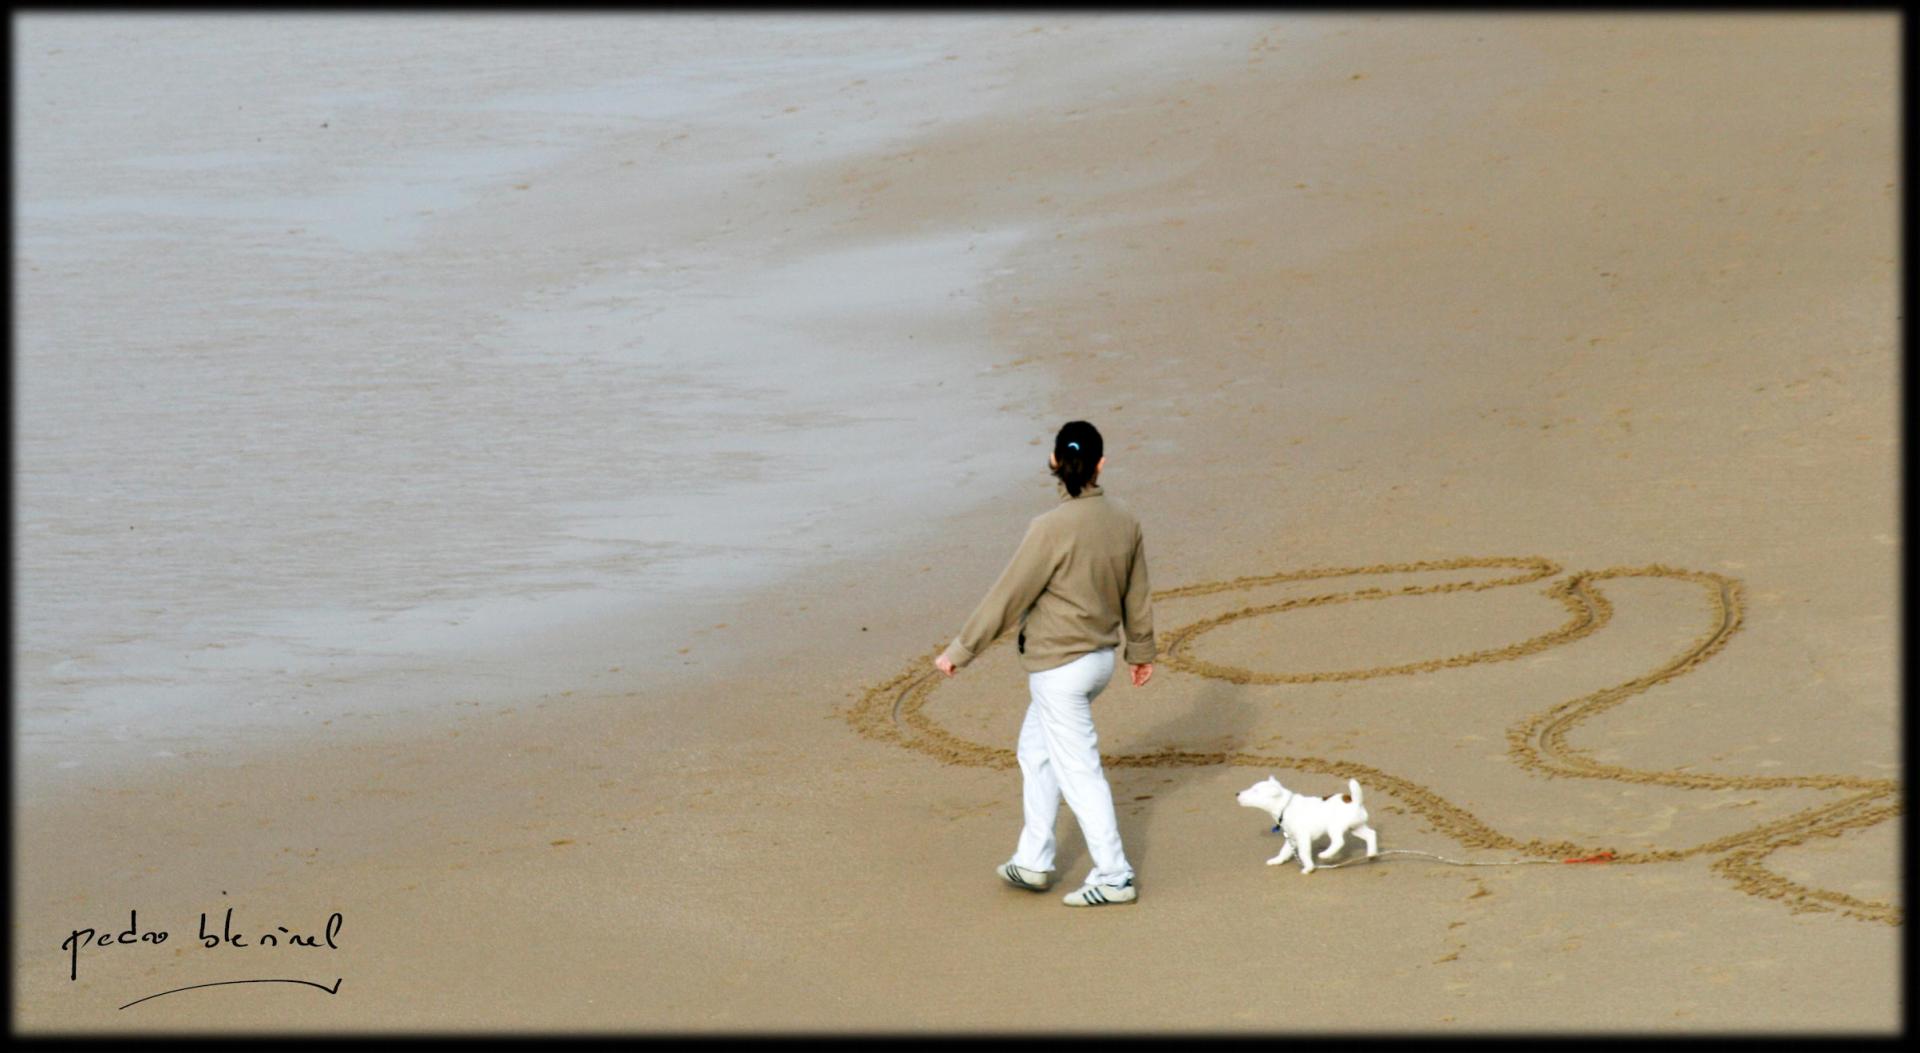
13, 12, 1900, 1033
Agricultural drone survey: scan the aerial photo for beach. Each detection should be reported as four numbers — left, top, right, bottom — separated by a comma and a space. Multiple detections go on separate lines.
12, 12, 1900, 1032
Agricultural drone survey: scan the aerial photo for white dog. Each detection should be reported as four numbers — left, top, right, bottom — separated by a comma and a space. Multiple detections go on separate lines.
1236, 775, 1379, 873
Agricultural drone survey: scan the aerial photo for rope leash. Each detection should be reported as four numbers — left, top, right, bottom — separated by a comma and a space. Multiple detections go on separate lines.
892, 667, 938, 727
1307, 848, 1615, 869
1269, 826, 1616, 869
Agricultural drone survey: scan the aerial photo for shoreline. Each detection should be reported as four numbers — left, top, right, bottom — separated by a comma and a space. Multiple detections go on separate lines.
16, 14, 1238, 787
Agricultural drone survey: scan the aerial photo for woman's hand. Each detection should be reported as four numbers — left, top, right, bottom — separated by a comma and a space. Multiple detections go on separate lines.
935, 654, 957, 678
1130, 662, 1153, 687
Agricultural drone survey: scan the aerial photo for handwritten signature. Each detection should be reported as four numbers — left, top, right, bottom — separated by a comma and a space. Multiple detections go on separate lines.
63, 892, 345, 1015
63, 907, 343, 982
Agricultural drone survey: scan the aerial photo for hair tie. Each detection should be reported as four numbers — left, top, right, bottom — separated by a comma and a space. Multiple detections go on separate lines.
1067, 441, 1079, 450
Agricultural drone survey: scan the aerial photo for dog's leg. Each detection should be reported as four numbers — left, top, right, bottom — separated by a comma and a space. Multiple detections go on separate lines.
1358, 824, 1379, 858
1298, 836, 1316, 873
1266, 837, 1296, 866
1318, 828, 1346, 861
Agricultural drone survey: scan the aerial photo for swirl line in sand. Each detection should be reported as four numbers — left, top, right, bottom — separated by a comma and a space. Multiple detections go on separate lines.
844, 557, 1900, 925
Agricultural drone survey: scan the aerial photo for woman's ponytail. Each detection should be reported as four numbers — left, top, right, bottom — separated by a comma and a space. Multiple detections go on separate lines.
1051, 420, 1104, 497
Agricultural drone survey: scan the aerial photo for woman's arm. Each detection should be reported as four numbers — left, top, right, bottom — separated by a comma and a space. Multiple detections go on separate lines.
936, 517, 1061, 674
1120, 523, 1157, 668
1121, 526, 1152, 691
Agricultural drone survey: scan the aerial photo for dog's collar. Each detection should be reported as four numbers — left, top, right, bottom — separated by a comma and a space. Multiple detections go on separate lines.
1271, 790, 1297, 833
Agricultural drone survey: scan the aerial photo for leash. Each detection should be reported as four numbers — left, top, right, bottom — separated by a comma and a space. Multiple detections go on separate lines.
1269, 825, 1616, 868
892, 667, 938, 728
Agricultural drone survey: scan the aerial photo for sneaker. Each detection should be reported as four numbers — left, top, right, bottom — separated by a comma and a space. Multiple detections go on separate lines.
1062, 877, 1137, 907
997, 861, 1055, 891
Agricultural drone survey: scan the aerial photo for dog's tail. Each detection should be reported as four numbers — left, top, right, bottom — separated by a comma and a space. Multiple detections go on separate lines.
1349, 778, 1364, 808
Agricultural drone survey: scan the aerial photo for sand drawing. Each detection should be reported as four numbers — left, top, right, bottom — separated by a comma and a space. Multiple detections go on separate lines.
844, 557, 1901, 926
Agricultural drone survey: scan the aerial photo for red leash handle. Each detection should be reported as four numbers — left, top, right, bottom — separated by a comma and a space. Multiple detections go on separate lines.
1562, 851, 1616, 864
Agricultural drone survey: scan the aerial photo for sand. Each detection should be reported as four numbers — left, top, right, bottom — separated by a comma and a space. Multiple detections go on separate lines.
12, 12, 1900, 1033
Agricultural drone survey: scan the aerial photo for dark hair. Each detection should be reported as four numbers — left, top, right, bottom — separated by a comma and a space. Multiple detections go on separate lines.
1051, 420, 1103, 497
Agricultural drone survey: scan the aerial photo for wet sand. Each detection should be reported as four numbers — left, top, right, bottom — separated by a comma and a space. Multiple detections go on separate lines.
13, 12, 1900, 1033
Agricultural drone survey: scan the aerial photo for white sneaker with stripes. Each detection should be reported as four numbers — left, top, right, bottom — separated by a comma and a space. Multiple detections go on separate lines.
1062, 877, 1136, 906
997, 861, 1055, 891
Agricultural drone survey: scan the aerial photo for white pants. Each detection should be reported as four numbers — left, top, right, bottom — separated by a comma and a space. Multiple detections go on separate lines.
1012, 646, 1133, 887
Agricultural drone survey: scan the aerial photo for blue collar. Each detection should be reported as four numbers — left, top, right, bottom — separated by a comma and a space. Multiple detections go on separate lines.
1271, 791, 1296, 833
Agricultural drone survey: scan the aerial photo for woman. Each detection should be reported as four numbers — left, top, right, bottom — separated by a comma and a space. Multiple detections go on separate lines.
934, 420, 1157, 907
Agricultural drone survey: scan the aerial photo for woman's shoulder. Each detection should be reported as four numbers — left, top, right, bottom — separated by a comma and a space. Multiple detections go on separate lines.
1045, 490, 1140, 531
1094, 491, 1138, 522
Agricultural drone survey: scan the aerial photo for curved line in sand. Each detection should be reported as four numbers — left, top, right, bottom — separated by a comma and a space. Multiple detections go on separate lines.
1156, 556, 1603, 684
845, 557, 1901, 926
